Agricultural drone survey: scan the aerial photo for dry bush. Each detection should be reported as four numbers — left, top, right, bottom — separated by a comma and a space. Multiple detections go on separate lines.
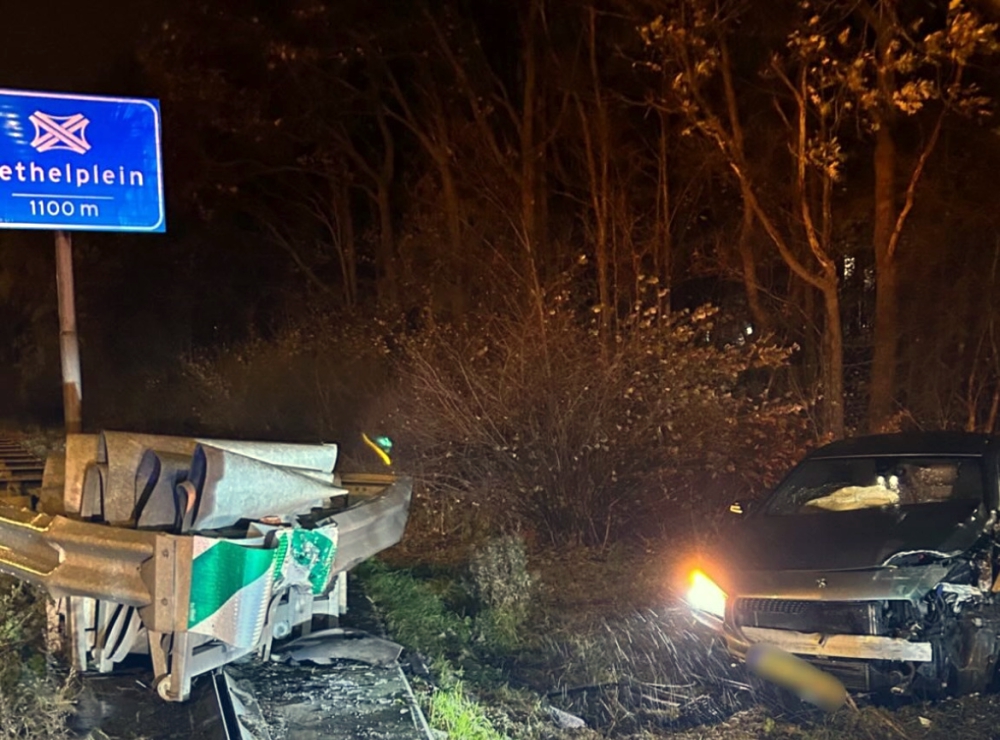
378, 302, 811, 547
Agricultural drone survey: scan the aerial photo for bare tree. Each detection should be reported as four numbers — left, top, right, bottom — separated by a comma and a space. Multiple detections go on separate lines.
842, 0, 1000, 429
643, 1, 847, 435
575, 5, 615, 344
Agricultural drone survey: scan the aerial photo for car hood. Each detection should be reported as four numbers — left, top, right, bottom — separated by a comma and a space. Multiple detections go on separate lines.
721, 500, 988, 572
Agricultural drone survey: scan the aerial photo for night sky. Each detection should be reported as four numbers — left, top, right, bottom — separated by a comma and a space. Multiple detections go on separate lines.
0, 0, 157, 93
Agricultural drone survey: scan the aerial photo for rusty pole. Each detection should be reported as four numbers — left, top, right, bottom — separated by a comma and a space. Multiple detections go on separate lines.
55, 231, 82, 434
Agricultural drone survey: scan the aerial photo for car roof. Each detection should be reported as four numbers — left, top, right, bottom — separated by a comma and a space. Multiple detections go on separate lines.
807, 431, 996, 459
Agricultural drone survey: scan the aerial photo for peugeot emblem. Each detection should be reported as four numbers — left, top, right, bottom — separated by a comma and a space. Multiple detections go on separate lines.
816, 577, 827, 589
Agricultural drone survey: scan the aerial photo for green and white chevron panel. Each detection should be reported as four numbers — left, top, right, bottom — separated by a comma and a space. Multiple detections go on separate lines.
187, 525, 338, 648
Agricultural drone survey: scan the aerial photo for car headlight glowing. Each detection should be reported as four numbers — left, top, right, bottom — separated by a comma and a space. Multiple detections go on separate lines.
686, 569, 727, 619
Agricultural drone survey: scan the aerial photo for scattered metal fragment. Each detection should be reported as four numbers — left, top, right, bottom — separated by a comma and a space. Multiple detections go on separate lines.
226, 660, 434, 740
214, 670, 273, 740
272, 628, 404, 667
548, 705, 587, 729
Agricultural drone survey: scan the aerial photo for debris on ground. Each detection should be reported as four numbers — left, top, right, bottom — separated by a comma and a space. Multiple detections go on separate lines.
271, 628, 404, 667
226, 661, 433, 740
548, 705, 588, 730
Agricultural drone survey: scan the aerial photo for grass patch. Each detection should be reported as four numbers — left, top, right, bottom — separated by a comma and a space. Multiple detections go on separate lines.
356, 558, 517, 737
355, 559, 474, 663
356, 540, 537, 669
429, 679, 510, 740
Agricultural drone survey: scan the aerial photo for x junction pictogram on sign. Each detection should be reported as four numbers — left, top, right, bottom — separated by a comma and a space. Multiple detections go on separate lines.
29, 111, 91, 154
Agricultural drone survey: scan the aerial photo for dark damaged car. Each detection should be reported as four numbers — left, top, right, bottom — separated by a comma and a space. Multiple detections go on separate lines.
686, 432, 1000, 697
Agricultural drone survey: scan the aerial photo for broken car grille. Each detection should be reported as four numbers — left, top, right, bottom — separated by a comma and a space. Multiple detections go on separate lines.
734, 598, 879, 635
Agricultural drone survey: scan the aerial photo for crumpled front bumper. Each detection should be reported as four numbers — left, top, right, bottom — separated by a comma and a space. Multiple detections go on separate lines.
692, 607, 932, 664
735, 626, 932, 662
689, 603, 934, 694
692, 600, 933, 693
690, 564, 947, 667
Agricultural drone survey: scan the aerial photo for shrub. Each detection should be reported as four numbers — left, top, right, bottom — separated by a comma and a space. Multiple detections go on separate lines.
174, 297, 812, 547
468, 536, 535, 651
378, 302, 810, 547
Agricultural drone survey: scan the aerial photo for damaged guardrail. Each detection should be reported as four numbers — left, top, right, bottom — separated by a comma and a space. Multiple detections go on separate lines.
0, 431, 412, 703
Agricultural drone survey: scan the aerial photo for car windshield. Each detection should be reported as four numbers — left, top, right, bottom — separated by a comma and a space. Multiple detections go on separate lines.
763, 456, 985, 516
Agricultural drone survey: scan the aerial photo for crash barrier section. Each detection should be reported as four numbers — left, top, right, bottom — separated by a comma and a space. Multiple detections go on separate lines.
0, 431, 411, 701
0, 433, 45, 495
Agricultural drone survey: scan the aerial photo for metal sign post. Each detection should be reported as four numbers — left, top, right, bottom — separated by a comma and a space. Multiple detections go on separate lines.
0, 88, 165, 432
54, 231, 81, 433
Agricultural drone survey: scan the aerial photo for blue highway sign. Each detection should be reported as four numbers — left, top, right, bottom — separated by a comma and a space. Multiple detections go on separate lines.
0, 88, 165, 232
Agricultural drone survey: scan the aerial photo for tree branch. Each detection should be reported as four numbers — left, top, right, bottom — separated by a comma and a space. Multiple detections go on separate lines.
885, 94, 950, 262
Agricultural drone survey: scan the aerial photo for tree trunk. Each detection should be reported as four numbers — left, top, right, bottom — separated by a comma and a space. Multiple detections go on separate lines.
520, 0, 546, 335
656, 112, 672, 316
586, 5, 612, 344
376, 180, 396, 308
439, 159, 466, 317
335, 180, 357, 308
822, 281, 845, 438
736, 207, 769, 333
868, 123, 897, 430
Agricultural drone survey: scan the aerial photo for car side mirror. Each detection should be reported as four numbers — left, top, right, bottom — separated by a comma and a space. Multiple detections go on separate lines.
729, 500, 754, 516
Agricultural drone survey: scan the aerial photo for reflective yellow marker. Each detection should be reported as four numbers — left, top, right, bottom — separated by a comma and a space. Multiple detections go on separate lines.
362, 432, 393, 466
